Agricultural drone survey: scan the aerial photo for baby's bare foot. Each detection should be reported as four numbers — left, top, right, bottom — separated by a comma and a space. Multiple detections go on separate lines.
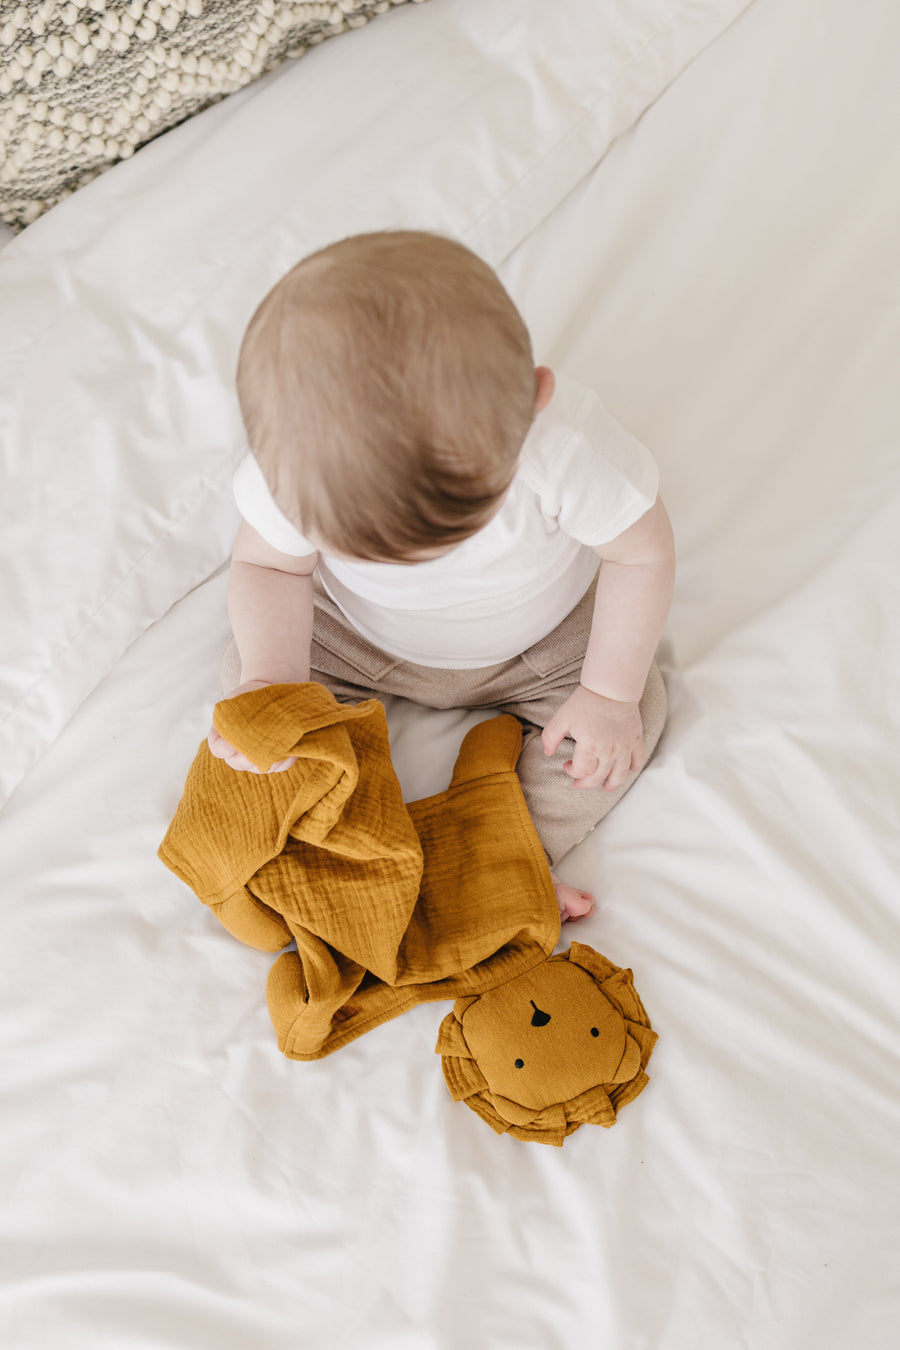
551, 875, 595, 922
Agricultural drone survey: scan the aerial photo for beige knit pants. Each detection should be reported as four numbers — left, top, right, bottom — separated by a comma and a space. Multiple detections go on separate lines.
221, 578, 667, 867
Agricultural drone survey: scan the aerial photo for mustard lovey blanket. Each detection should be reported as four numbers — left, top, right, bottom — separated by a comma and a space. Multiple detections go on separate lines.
159, 684, 561, 1058
159, 684, 656, 1144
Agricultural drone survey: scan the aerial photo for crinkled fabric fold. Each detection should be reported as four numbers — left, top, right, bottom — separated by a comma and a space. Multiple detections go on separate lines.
159, 684, 560, 1058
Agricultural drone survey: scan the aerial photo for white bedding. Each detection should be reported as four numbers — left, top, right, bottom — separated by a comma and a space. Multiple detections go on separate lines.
2, 0, 899, 1346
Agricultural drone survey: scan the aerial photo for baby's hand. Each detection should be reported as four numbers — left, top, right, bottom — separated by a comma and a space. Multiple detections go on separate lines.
541, 686, 645, 791
207, 680, 299, 774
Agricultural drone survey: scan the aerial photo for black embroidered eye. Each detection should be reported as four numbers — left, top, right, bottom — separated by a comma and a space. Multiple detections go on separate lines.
590, 1027, 600, 1037
515, 1059, 524, 1068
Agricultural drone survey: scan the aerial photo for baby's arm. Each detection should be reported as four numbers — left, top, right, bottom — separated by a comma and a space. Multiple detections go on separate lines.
207, 521, 318, 773
542, 496, 675, 790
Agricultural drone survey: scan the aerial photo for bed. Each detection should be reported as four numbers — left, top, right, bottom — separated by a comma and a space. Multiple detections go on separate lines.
2, 0, 898, 1345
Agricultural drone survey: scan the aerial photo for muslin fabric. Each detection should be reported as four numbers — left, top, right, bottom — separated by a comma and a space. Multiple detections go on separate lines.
159, 683, 560, 1058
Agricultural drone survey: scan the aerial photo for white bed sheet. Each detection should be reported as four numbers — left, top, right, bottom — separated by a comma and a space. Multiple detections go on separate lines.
0, 0, 749, 806
2, 0, 899, 1347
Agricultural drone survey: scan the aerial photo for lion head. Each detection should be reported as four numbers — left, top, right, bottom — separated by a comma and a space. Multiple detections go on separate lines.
436, 942, 657, 1146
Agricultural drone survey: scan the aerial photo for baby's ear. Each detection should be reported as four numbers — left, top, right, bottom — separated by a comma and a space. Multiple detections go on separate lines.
534, 365, 556, 414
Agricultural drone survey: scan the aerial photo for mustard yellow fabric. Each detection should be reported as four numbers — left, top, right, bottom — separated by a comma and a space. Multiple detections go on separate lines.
159, 684, 560, 1059
436, 942, 657, 1146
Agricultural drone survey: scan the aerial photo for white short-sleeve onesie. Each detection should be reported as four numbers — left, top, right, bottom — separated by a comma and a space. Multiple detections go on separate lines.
233, 374, 659, 669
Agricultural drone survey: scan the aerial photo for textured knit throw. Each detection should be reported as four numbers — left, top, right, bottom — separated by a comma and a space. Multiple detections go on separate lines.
0, 0, 423, 229
159, 684, 561, 1059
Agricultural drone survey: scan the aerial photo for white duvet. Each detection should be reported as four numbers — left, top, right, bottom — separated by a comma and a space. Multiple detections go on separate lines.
2, 0, 899, 1346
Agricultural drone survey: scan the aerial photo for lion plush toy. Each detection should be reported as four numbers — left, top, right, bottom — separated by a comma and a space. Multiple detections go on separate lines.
437, 943, 657, 1146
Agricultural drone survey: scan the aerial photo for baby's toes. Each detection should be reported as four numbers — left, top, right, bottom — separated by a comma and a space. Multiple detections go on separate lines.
552, 879, 595, 922
566, 887, 595, 921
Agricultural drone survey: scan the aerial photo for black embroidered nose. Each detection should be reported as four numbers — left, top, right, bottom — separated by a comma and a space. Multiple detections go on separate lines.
530, 1000, 551, 1027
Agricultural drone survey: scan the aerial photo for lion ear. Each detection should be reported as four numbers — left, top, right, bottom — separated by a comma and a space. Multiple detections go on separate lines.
440, 1050, 489, 1104
435, 1014, 474, 1059
610, 1031, 643, 1084
565, 941, 619, 985
600, 969, 654, 1030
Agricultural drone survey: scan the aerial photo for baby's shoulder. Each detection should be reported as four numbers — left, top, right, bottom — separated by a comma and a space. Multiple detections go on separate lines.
517, 373, 659, 521
518, 373, 598, 485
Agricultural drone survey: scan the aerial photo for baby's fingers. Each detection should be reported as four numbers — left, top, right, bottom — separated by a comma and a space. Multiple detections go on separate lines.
208, 728, 260, 773
567, 744, 603, 783
571, 761, 613, 790
208, 728, 297, 774
569, 744, 634, 790
207, 727, 232, 760
600, 739, 645, 791
601, 752, 632, 791
541, 714, 569, 758
267, 755, 299, 773
225, 751, 296, 773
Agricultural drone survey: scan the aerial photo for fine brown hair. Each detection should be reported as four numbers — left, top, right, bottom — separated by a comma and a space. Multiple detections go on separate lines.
236, 230, 535, 561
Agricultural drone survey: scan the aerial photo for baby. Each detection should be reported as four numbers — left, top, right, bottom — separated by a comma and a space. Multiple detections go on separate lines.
209, 230, 675, 921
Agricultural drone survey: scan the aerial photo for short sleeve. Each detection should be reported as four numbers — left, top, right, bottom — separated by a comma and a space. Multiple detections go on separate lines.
232, 454, 317, 557
526, 380, 660, 546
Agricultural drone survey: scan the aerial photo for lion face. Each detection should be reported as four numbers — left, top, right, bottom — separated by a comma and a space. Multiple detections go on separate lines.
436, 942, 657, 1145
460, 960, 640, 1109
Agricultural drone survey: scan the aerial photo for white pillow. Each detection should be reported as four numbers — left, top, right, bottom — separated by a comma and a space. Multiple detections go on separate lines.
0, 0, 752, 805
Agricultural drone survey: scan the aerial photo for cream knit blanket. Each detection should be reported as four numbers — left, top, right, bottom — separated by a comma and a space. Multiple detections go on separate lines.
0, 0, 423, 229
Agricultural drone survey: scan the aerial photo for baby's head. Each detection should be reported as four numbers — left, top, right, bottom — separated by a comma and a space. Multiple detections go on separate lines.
237, 230, 539, 562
